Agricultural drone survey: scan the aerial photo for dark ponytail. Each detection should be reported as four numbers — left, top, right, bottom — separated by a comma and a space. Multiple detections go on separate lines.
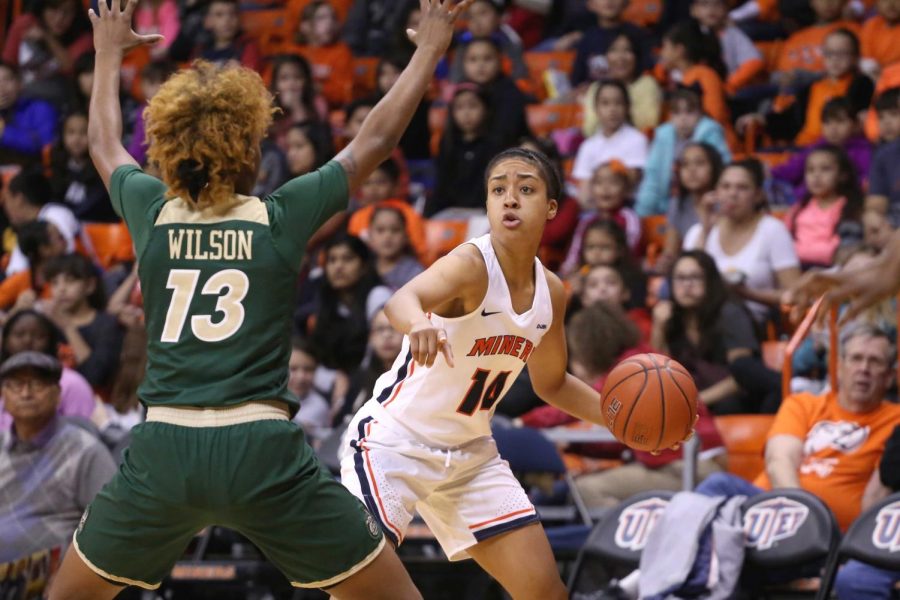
176, 159, 210, 203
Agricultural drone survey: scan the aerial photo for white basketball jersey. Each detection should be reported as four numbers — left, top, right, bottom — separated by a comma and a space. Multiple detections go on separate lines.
362, 234, 554, 448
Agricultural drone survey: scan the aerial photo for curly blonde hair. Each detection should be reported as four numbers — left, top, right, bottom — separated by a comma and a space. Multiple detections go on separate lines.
145, 61, 276, 209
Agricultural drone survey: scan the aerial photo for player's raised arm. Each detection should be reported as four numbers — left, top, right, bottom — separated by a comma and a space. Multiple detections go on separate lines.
335, 0, 473, 191
526, 269, 607, 427
87, 0, 164, 189
384, 247, 486, 368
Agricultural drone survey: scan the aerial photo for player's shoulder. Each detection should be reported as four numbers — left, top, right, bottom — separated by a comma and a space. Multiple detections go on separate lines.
446, 242, 489, 276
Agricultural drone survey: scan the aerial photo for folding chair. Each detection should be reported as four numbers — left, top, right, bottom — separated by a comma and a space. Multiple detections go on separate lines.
741, 489, 841, 598
817, 492, 900, 600
568, 490, 675, 597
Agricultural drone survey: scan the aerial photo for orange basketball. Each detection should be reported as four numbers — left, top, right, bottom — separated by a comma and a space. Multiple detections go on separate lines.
600, 353, 698, 453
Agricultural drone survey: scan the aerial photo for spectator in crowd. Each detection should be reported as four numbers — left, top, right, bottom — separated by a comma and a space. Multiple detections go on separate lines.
566, 160, 641, 257
288, 337, 330, 443
873, 87, 900, 145
0, 221, 66, 313
696, 322, 900, 532
336, 307, 404, 425
66, 50, 94, 113
134, 0, 179, 60
0, 309, 95, 432
450, 0, 527, 82
2, 169, 78, 277
754, 29, 873, 146
460, 37, 533, 148
0, 61, 59, 164
126, 59, 176, 167
375, 54, 431, 161
572, 79, 648, 204
43, 254, 123, 389
866, 119, 900, 226
576, 264, 652, 341
834, 425, 900, 599
658, 20, 735, 149
635, 89, 731, 217
859, 0, 900, 78
283, 0, 354, 108
193, 0, 261, 71
364, 205, 425, 290
0, 351, 117, 562
580, 30, 662, 134
1, 0, 92, 103
429, 84, 500, 216
570, 0, 652, 87
48, 110, 116, 223
652, 250, 775, 415
251, 138, 289, 199
784, 144, 864, 267
658, 142, 725, 274
268, 54, 330, 148
684, 159, 801, 324
343, 0, 412, 57
691, 0, 764, 95
863, 209, 895, 252
771, 98, 872, 204
283, 122, 331, 179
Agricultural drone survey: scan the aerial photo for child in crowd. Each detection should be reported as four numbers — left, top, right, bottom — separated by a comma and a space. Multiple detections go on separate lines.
863, 209, 895, 252
874, 87, 900, 145
283, 122, 331, 178
49, 111, 115, 222
126, 60, 175, 167
375, 54, 431, 161
0, 221, 65, 312
785, 145, 864, 267
282, 0, 354, 108
42, 253, 122, 389
656, 20, 734, 146
570, 0, 652, 87
268, 54, 330, 147
860, 0, 900, 78
636, 89, 731, 216
578, 264, 652, 341
571, 79, 648, 205
771, 0, 859, 92
135, 0, 179, 59
690, 0, 765, 95
347, 159, 426, 261
289, 337, 330, 443
771, 98, 872, 203
193, 0, 261, 71
365, 206, 425, 291
460, 37, 532, 148
429, 84, 501, 216
568, 160, 642, 258
758, 29, 873, 146
450, 0, 526, 82
659, 142, 725, 272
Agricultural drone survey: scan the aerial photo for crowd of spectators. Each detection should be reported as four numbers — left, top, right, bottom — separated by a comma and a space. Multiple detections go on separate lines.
2, 0, 900, 595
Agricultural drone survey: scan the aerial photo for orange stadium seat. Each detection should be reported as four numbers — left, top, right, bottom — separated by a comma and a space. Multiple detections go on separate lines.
423, 219, 467, 267
81, 222, 135, 270
523, 51, 576, 101
525, 103, 581, 138
240, 7, 290, 55
640, 214, 667, 265
352, 57, 380, 98
622, 0, 662, 28
715, 414, 775, 482
754, 40, 783, 73
428, 105, 448, 156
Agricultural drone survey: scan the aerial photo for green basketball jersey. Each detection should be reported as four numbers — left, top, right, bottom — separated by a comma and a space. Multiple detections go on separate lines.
110, 161, 348, 413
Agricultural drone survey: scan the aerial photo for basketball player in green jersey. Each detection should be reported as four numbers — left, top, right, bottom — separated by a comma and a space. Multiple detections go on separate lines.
49, 1, 472, 598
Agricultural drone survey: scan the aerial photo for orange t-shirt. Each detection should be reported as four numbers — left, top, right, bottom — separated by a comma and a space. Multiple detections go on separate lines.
776, 21, 861, 73
754, 392, 900, 530
279, 43, 354, 108
682, 65, 738, 149
0, 270, 50, 310
795, 74, 853, 146
861, 16, 900, 69
347, 199, 427, 262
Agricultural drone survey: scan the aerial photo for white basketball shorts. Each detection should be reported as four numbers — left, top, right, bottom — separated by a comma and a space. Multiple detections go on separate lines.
338, 409, 539, 561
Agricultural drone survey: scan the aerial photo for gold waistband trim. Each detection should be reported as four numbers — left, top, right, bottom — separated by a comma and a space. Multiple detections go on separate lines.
145, 401, 289, 427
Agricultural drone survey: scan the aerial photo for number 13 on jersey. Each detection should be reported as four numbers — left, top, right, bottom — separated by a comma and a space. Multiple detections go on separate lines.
161, 268, 249, 343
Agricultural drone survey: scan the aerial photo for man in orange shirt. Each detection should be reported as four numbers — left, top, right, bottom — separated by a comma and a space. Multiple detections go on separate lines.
695, 322, 900, 531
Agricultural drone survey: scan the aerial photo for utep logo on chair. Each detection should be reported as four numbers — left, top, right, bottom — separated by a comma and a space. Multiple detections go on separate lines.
872, 500, 900, 552
744, 497, 809, 550
614, 498, 669, 551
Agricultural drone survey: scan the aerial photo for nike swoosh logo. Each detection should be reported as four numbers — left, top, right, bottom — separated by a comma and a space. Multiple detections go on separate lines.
481, 309, 501, 317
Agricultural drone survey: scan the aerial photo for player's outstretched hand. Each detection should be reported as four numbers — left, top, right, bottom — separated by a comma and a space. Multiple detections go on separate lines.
89, 0, 164, 55
409, 317, 454, 369
406, 0, 475, 55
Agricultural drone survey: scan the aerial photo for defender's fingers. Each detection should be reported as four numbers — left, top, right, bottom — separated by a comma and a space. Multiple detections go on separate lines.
450, 0, 476, 18
87, 8, 99, 23
123, 0, 139, 19
98, 0, 110, 17
136, 33, 165, 45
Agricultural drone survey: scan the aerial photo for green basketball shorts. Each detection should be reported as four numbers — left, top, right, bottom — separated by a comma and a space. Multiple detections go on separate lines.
73, 406, 384, 590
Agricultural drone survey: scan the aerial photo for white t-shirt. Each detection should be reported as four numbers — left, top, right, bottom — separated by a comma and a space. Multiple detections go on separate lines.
683, 214, 799, 322
6, 203, 80, 276
571, 125, 649, 181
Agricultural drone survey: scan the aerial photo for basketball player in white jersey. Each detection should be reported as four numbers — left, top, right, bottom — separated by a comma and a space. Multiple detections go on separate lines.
340, 148, 688, 599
